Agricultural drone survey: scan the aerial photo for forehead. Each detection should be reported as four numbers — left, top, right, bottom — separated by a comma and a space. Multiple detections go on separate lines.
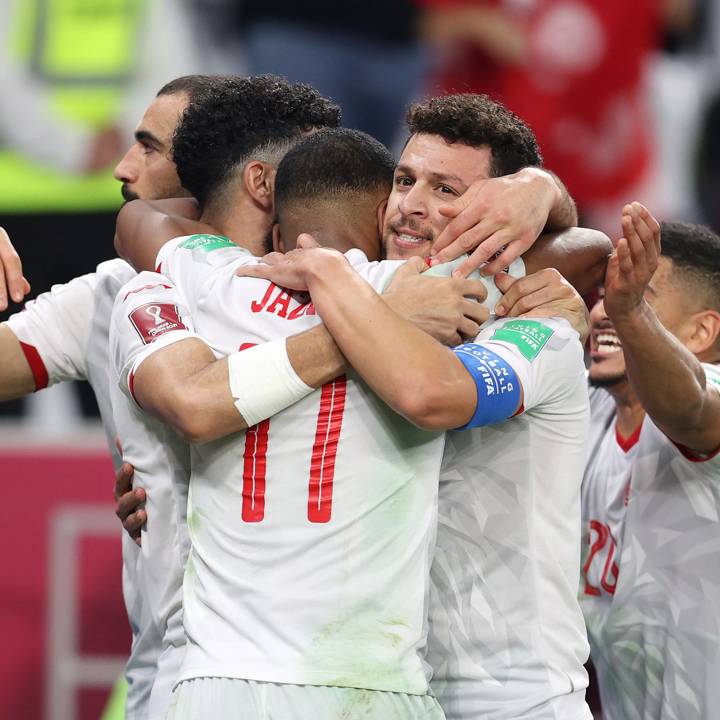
398, 133, 492, 184
137, 92, 189, 143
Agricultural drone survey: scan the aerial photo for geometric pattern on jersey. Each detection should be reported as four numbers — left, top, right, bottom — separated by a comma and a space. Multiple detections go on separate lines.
427, 317, 592, 720
153, 239, 459, 696
581, 367, 720, 720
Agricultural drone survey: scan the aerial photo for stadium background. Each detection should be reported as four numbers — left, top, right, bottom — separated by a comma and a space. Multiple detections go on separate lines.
1, 1, 719, 718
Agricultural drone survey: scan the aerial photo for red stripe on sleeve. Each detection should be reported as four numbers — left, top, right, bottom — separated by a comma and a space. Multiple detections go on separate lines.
19, 341, 49, 390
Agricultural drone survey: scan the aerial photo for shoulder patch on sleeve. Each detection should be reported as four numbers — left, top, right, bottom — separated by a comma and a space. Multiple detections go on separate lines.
178, 234, 234, 252
129, 303, 188, 345
491, 319, 554, 361
705, 364, 720, 389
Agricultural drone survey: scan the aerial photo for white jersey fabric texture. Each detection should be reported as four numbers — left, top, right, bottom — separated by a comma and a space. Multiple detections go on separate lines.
581, 365, 720, 720
142, 235, 446, 697
109, 274, 202, 719
4, 258, 158, 720
427, 317, 592, 720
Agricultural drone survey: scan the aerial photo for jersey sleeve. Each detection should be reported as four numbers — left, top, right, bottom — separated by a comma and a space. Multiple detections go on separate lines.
109, 271, 199, 405
472, 316, 584, 413
4, 272, 98, 388
154, 233, 253, 315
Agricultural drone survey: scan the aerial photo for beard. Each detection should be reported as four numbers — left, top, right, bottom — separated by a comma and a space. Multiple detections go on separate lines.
120, 183, 139, 202
589, 371, 628, 388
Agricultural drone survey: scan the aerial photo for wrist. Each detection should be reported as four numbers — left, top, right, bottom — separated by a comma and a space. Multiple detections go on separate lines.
608, 297, 652, 329
305, 250, 352, 290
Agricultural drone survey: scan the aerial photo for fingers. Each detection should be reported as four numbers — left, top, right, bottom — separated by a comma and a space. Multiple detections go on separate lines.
113, 461, 133, 501
482, 240, 528, 276
495, 269, 560, 316
124, 508, 147, 547
0, 227, 27, 309
503, 285, 572, 317
456, 278, 489, 303
390, 256, 425, 282
460, 297, 490, 327
615, 239, 634, 277
432, 220, 496, 269
297, 233, 320, 249
432, 195, 480, 252
236, 264, 274, 279
457, 316, 481, 342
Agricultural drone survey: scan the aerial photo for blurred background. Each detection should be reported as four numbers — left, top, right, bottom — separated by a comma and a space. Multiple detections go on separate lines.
1, 0, 719, 717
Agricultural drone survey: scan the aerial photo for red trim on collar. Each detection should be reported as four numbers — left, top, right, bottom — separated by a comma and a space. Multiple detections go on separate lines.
615, 422, 642, 453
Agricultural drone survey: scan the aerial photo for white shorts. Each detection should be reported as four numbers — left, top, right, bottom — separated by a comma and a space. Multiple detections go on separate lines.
167, 677, 446, 719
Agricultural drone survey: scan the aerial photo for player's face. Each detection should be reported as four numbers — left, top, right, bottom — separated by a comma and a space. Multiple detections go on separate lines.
588, 296, 627, 387
383, 134, 493, 260
113, 93, 191, 202
641, 258, 695, 341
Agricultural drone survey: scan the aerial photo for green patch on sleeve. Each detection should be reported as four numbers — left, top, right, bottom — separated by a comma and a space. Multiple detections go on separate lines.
706, 365, 720, 388
492, 319, 554, 361
178, 234, 234, 252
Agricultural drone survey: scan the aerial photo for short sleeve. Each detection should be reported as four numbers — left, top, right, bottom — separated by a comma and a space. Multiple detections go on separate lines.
5, 272, 97, 387
473, 317, 584, 412
109, 271, 199, 404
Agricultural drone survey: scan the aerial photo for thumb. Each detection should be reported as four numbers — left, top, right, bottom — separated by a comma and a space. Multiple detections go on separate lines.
395, 256, 426, 278
492, 272, 515, 293
297, 233, 320, 249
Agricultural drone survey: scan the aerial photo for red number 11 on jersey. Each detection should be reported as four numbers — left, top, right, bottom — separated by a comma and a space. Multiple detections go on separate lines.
241, 377, 347, 524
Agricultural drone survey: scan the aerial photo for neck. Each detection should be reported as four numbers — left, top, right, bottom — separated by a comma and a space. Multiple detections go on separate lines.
608, 379, 645, 438
201, 194, 270, 258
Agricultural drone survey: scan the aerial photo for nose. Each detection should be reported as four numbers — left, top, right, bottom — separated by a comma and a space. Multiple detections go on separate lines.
113, 144, 139, 183
590, 297, 608, 324
397, 182, 427, 219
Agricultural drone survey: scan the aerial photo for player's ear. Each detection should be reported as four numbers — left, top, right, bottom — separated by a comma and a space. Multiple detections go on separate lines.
272, 223, 285, 253
244, 161, 275, 211
687, 309, 720, 355
376, 198, 388, 239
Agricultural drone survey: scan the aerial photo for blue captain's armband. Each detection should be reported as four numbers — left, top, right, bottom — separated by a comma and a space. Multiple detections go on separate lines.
453, 343, 521, 429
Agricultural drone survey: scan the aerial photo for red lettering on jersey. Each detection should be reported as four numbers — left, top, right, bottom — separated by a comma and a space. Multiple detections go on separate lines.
287, 300, 316, 320
582, 520, 619, 597
250, 283, 276, 313
128, 303, 188, 345
242, 419, 269, 522
265, 288, 292, 318
308, 377, 347, 523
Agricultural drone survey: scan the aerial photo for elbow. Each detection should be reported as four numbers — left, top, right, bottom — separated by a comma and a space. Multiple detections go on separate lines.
164, 391, 217, 444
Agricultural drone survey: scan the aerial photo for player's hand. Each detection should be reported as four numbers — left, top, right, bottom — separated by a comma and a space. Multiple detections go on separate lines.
494, 268, 590, 343
236, 234, 343, 291
430, 168, 560, 278
603, 202, 661, 323
383, 256, 489, 345
114, 460, 145, 547
0, 226, 31, 310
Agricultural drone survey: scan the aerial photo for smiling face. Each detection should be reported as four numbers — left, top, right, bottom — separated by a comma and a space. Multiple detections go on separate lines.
382, 134, 493, 260
588, 297, 627, 388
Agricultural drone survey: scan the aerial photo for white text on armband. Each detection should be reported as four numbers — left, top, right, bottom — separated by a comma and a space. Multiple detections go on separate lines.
453, 343, 521, 429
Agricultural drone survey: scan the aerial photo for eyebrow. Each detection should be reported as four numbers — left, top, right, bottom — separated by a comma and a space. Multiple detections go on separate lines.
395, 163, 466, 189
135, 129, 164, 150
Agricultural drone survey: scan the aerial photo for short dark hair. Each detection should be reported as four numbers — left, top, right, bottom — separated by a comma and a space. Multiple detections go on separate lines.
275, 128, 396, 211
172, 75, 342, 207
407, 93, 542, 177
660, 221, 720, 309
156, 75, 217, 102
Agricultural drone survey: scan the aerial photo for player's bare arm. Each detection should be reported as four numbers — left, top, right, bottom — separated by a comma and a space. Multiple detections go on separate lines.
0, 226, 31, 310
605, 202, 720, 454
430, 168, 578, 277
131, 264, 488, 443
115, 197, 205, 272
0, 323, 37, 399
524, 226, 613, 296
238, 245, 502, 430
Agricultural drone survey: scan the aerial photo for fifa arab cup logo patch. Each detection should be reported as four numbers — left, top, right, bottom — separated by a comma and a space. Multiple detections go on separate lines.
178, 234, 234, 252
129, 303, 188, 345
492, 320, 554, 361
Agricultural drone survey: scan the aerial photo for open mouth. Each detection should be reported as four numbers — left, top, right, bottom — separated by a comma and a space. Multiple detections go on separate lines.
391, 228, 431, 250
593, 331, 623, 355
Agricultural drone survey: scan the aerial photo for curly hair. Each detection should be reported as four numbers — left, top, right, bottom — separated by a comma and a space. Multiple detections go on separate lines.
172, 75, 341, 207
407, 94, 542, 177
275, 128, 395, 209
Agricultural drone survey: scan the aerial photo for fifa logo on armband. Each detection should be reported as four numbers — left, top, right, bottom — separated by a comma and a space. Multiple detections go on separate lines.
129, 302, 188, 345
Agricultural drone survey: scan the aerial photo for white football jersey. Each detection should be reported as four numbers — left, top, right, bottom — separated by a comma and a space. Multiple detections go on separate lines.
146, 235, 448, 694
581, 364, 720, 720
109, 274, 201, 719
4, 258, 158, 720
427, 317, 592, 720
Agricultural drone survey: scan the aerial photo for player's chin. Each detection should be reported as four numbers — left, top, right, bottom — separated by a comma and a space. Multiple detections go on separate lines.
588, 364, 627, 388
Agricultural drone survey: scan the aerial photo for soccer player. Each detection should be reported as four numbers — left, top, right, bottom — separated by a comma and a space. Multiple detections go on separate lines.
115, 98, 607, 719
243, 95, 599, 720
581, 206, 720, 719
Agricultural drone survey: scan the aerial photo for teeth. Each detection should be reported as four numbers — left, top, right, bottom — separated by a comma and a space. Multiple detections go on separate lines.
597, 333, 621, 347
397, 233, 426, 244
597, 343, 621, 353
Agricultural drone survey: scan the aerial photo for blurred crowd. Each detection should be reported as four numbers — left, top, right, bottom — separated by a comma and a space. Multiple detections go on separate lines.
1, 0, 719, 425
